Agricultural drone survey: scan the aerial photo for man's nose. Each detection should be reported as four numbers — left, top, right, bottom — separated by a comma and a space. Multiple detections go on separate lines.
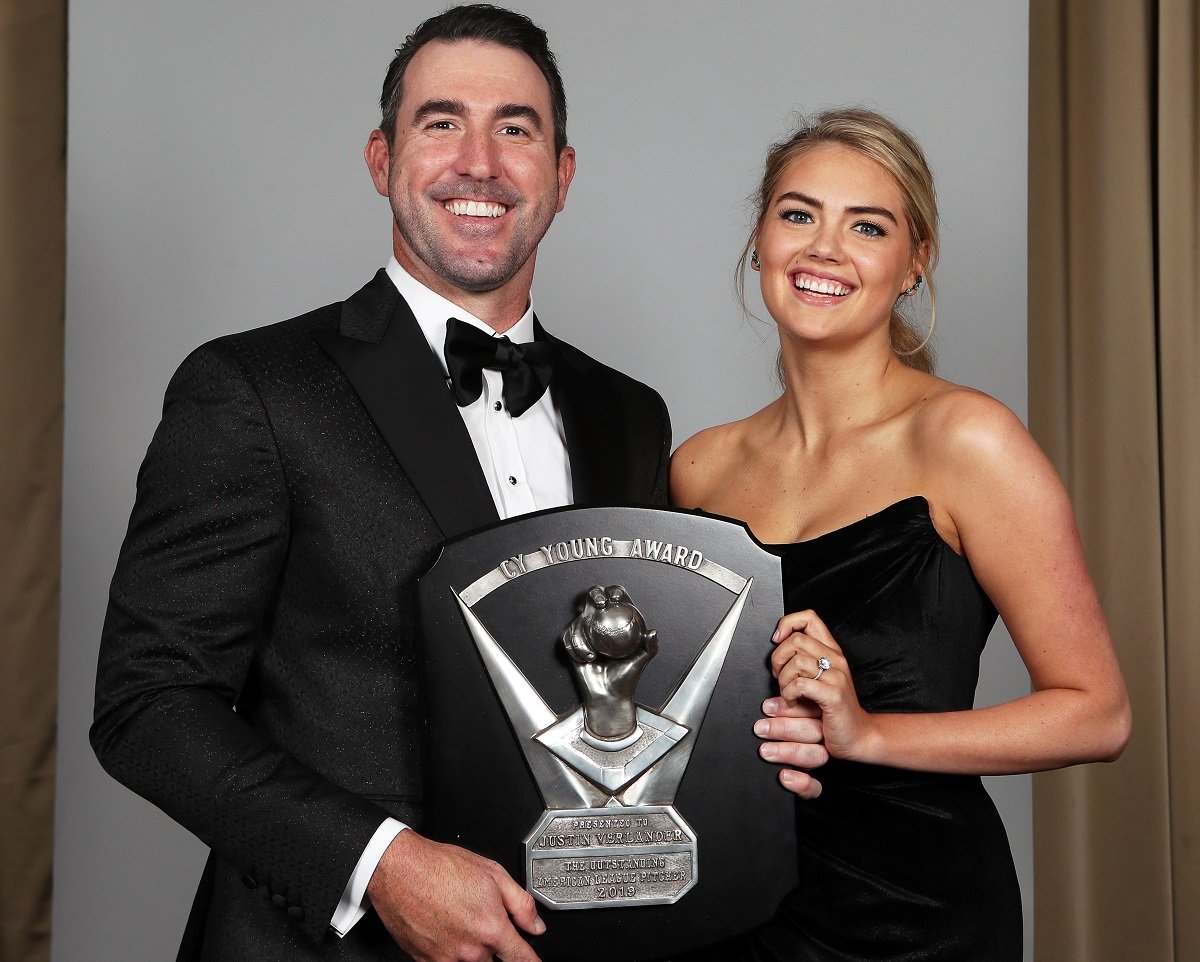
455, 128, 502, 179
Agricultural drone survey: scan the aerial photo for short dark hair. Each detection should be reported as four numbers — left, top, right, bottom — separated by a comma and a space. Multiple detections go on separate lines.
379, 4, 568, 155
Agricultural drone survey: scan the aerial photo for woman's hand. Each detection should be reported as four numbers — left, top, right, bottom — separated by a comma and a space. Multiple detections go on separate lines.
767, 610, 878, 771
754, 697, 827, 798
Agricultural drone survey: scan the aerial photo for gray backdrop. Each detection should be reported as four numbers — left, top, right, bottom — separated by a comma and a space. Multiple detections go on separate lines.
57, 1, 1031, 958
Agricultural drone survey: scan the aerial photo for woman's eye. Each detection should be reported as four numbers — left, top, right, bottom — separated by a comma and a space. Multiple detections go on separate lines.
781, 209, 813, 224
853, 221, 888, 237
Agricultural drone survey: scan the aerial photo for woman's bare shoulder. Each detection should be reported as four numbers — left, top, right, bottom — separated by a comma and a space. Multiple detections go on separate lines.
670, 416, 760, 509
911, 381, 1031, 468
909, 380, 1070, 549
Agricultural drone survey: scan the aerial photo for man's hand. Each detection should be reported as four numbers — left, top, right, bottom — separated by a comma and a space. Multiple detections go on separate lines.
366, 830, 545, 962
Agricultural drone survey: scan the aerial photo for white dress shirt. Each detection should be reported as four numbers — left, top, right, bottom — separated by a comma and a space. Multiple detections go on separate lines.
388, 257, 573, 514
331, 260, 573, 935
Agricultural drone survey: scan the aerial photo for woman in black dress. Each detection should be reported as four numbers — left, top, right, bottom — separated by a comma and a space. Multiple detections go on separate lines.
671, 109, 1130, 960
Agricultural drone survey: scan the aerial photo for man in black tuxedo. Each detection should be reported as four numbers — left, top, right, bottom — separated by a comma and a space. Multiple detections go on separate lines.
90, 6, 670, 961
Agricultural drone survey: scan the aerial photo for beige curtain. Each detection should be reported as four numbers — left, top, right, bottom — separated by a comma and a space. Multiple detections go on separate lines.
1029, 1, 1199, 960
0, 1, 65, 961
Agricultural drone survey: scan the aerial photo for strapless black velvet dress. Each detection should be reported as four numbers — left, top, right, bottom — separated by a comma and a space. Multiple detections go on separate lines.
690, 496, 1022, 961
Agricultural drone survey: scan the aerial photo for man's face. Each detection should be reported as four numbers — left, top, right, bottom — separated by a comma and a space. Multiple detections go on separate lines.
366, 39, 575, 303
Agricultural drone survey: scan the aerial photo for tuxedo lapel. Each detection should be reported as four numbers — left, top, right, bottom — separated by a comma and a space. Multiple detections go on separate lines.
313, 271, 499, 538
540, 321, 628, 506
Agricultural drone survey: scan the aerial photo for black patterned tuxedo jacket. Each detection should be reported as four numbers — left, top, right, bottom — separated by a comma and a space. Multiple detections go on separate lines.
91, 270, 671, 961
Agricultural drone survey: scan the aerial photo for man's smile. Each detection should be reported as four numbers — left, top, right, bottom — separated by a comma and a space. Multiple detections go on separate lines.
444, 198, 508, 217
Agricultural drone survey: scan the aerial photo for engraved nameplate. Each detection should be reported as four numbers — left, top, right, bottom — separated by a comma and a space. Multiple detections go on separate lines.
526, 806, 696, 909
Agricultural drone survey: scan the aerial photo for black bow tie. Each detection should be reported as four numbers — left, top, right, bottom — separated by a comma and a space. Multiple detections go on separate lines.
443, 317, 557, 418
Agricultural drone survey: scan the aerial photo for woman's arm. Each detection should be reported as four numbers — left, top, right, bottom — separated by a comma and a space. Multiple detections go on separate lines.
763, 391, 1131, 778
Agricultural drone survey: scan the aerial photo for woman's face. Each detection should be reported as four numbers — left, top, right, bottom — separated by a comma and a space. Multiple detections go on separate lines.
756, 143, 924, 353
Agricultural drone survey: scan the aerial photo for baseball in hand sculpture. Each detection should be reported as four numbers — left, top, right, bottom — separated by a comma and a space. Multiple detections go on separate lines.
561, 585, 658, 744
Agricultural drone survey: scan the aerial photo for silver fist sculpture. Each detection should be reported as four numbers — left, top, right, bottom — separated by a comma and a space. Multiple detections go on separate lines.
562, 585, 658, 743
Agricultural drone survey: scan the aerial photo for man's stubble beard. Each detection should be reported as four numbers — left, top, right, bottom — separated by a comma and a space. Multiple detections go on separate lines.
391, 190, 558, 294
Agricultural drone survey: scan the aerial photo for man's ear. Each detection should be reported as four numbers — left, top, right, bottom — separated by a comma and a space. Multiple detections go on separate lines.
555, 146, 577, 213
365, 129, 391, 198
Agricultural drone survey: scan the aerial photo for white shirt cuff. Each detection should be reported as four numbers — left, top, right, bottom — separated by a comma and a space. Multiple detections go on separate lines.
330, 818, 408, 937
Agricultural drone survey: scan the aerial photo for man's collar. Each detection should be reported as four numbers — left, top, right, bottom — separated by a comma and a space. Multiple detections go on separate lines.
385, 258, 536, 375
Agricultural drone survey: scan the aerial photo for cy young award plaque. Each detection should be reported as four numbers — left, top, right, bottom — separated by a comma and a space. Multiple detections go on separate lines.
418, 506, 797, 961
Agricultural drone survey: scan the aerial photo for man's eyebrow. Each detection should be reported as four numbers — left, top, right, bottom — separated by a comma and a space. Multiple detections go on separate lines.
410, 99, 545, 134
775, 191, 898, 226
494, 103, 544, 131
411, 99, 467, 124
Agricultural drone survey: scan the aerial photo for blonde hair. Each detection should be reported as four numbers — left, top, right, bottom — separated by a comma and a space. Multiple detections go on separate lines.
739, 107, 940, 373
